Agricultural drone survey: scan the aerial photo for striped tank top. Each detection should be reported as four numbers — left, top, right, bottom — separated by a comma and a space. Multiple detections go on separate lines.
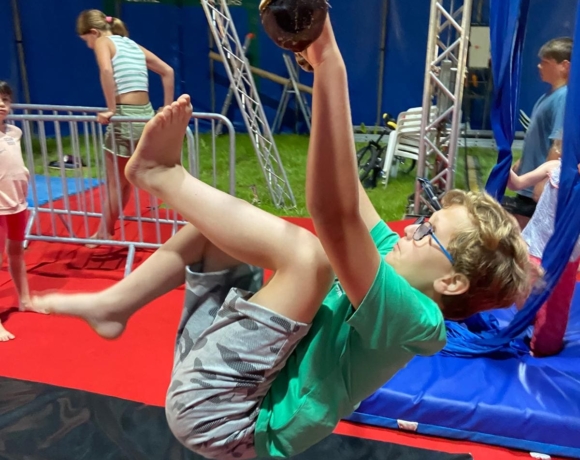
107, 35, 149, 95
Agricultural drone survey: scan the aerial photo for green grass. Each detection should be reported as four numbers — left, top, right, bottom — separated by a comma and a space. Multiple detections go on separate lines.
29, 133, 520, 222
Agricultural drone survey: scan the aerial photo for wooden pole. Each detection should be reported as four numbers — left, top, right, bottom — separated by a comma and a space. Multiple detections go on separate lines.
209, 51, 313, 95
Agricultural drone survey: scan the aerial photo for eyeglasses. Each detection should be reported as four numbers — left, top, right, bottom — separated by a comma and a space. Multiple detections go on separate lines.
413, 216, 454, 264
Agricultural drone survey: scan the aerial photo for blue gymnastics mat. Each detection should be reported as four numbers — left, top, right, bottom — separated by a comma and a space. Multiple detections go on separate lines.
27, 175, 100, 207
347, 283, 580, 458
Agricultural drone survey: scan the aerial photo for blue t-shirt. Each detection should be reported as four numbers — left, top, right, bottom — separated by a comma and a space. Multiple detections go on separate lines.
517, 85, 567, 198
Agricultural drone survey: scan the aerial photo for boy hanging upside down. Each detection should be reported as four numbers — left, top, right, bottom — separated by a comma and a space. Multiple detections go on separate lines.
33, 16, 535, 460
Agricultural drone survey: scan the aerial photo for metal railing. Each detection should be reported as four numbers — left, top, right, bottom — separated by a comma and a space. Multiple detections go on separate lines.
8, 105, 236, 275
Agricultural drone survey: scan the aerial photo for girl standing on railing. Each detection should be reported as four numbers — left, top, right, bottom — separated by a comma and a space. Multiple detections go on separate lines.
0, 81, 34, 341
76, 9, 175, 245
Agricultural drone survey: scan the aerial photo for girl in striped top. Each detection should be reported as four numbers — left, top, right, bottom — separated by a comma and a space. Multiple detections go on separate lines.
76, 9, 175, 245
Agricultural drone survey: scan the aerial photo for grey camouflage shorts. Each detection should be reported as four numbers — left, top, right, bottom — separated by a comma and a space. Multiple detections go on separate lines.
165, 263, 311, 460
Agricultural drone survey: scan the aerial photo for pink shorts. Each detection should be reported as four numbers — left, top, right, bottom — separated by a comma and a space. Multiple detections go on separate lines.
0, 209, 28, 242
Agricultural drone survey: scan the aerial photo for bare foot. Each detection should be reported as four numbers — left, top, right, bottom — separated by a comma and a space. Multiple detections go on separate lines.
31, 293, 128, 339
19, 298, 45, 313
125, 95, 192, 196
0, 323, 15, 341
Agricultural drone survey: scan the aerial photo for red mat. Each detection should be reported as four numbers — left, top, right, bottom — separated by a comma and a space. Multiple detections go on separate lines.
0, 216, 558, 460
0, 216, 339, 405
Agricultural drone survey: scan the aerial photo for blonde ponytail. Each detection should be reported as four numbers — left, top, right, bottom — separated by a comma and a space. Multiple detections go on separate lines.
110, 17, 129, 37
76, 9, 130, 37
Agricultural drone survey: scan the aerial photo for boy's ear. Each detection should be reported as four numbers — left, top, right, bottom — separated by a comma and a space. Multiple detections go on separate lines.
433, 273, 470, 297
562, 60, 571, 72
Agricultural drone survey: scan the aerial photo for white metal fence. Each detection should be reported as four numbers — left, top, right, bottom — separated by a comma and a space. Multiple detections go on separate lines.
8, 104, 236, 275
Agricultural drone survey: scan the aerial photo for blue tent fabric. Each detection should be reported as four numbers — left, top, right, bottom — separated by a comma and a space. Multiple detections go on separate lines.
443, 0, 580, 357
484, 0, 530, 202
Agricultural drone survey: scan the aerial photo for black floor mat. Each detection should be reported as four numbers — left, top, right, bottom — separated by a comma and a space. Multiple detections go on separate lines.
0, 376, 472, 460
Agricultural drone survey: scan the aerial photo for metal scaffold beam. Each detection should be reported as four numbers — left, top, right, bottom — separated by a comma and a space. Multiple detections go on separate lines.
201, 0, 296, 208
413, 0, 473, 215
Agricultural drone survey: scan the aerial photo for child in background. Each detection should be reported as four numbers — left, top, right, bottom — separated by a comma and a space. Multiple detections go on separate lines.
507, 137, 579, 356
0, 81, 33, 341
76, 10, 175, 244
503, 37, 572, 228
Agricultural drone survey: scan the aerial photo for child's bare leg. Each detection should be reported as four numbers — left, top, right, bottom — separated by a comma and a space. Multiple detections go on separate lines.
125, 96, 334, 323
0, 220, 15, 341
33, 223, 241, 339
6, 240, 32, 311
0, 319, 15, 341
0, 218, 5, 270
88, 154, 132, 246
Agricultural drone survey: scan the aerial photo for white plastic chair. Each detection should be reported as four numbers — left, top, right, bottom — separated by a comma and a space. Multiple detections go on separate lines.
382, 106, 438, 188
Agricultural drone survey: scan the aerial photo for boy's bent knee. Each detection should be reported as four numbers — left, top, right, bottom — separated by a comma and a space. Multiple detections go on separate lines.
292, 230, 329, 265
294, 234, 334, 287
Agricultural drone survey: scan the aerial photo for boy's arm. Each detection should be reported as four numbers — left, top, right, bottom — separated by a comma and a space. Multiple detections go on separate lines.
304, 20, 381, 309
549, 99, 565, 146
546, 132, 563, 164
507, 160, 560, 191
358, 181, 382, 230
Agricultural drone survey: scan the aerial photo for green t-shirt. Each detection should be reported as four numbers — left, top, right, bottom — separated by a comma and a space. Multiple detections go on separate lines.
254, 221, 447, 458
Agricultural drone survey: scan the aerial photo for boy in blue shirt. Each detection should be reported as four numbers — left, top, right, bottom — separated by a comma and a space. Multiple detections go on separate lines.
503, 37, 572, 227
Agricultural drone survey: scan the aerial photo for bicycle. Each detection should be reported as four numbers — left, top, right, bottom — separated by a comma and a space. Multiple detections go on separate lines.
356, 113, 416, 189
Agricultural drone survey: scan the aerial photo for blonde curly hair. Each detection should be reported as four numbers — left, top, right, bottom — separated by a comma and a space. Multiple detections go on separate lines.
440, 190, 537, 319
